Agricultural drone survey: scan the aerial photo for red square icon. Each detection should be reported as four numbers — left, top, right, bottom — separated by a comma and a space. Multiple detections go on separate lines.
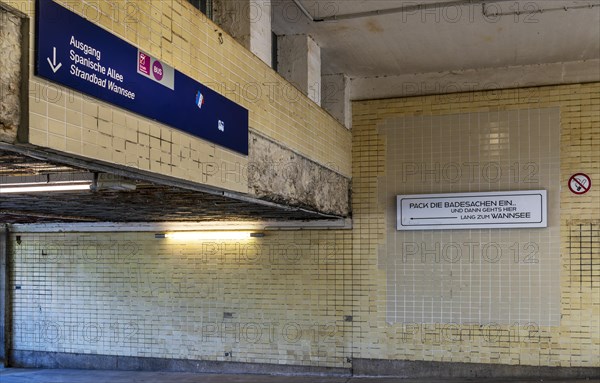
138, 52, 150, 75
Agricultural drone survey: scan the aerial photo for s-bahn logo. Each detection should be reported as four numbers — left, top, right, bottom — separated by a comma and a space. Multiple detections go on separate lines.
196, 91, 205, 110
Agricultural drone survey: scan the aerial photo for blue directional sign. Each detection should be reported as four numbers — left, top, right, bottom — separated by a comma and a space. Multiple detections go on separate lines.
35, 0, 249, 155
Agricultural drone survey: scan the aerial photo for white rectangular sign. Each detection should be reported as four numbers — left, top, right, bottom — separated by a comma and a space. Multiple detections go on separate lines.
137, 50, 175, 90
397, 190, 547, 230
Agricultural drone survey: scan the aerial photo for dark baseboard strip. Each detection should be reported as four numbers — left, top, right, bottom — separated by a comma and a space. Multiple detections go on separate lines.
352, 358, 600, 379
10, 350, 350, 376
9, 351, 600, 379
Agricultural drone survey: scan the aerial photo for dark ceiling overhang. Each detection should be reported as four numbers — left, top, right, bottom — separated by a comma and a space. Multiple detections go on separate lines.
0, 144, 343, 224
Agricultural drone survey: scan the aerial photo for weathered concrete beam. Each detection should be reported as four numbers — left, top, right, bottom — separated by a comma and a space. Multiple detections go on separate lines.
248, 132, 350, 216
0, 5, 24, 144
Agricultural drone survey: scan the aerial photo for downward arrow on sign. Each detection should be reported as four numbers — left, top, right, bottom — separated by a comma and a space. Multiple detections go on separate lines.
47, 47, 62, 73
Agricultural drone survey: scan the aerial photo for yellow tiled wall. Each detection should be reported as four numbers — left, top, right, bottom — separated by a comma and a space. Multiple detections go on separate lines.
352, 83, 600, 367
8, 83, 599, 369
5, 0, 351, 194
11, 230, 354, 367
380, 108, 562, 327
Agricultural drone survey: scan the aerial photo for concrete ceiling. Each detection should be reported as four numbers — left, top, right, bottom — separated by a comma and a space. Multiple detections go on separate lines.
0, 148, 339, 223
272, 0, 600, 77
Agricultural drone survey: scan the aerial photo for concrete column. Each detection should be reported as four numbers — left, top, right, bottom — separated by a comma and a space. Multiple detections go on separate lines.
321, 74, 351, 129
0, 5, 24, 144
212, 0, 272, 66
277, 34, 321, 105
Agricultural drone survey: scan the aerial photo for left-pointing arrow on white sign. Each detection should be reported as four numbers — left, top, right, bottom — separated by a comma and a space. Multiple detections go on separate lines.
46, 47, 62, 73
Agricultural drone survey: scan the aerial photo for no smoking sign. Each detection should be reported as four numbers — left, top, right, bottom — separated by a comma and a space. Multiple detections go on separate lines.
569, 173, 591, 195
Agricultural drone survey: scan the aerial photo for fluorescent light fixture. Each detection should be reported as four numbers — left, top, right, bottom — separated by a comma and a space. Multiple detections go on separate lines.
0, 182, 92, 193
0, 172, 95, 194
155, 231, 264, 240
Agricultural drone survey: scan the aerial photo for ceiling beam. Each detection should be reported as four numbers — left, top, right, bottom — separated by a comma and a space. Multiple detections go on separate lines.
9, 219, 353, 232
293, 0, 517, 22
350, 59, 600, 101
0, 210, 96, 222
